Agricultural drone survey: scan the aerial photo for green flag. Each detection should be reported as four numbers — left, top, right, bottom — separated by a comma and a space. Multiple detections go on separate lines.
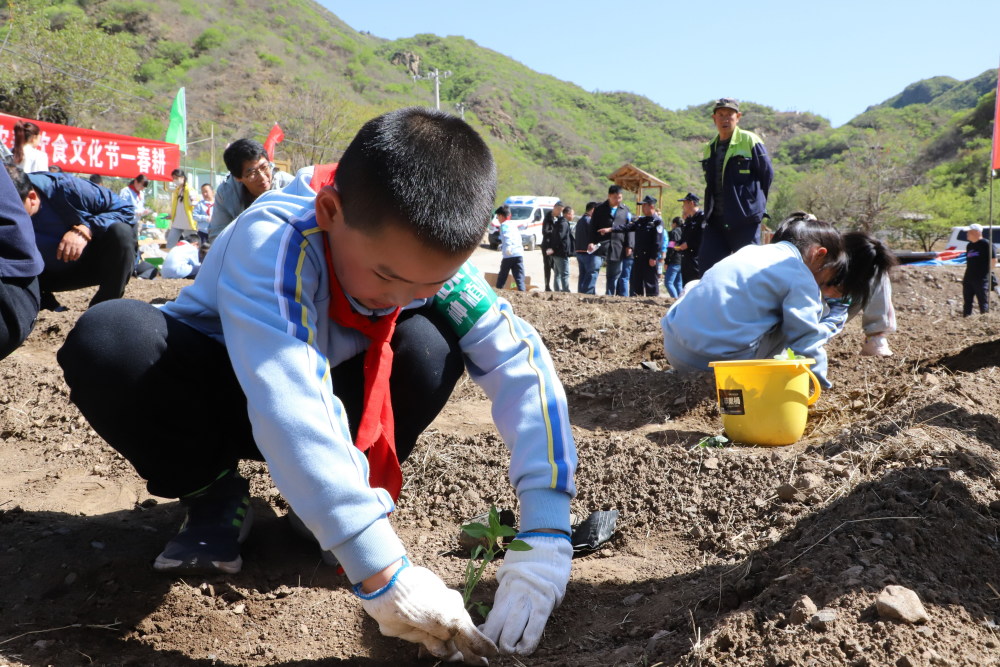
165, 87, 187, 154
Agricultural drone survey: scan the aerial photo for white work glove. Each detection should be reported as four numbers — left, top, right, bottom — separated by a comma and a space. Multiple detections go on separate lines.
479, 534, 573, 655
356, 557, 497, 665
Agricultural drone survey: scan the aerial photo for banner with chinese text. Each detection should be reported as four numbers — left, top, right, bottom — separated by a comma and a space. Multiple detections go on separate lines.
0, 113, 181, 181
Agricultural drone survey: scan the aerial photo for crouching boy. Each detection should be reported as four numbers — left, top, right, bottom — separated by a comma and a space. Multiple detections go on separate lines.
58, 108, 577, 662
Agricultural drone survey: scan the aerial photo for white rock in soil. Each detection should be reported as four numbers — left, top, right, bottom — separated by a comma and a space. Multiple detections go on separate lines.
876, 585, 929, 624
809, 608, 837, 631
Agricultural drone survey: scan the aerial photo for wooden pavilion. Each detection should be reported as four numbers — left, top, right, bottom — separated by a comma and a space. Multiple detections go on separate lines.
608, 163, 670, 210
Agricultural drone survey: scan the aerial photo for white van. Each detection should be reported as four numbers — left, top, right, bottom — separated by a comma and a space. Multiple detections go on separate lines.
945, 225, 1000, 254
487, 195, 560, 251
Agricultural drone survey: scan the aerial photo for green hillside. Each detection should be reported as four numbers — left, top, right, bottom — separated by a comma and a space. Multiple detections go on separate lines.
2, 0, 997, 245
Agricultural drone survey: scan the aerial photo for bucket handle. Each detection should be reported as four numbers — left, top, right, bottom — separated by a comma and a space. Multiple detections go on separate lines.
803, 365, 822, 405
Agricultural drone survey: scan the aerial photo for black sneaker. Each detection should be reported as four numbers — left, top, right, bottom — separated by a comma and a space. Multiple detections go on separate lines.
153, 472, 253, 574
40, 291, 68, 313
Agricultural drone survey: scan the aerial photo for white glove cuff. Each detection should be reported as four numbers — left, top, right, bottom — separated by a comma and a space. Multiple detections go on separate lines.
515, 531, 572, 544
351, 556, 411, 600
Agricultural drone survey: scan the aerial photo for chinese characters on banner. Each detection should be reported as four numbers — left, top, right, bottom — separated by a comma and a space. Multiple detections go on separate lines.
0, 113, 181, 181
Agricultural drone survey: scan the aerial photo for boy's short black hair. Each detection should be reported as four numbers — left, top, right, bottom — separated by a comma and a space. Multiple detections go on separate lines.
5, 164, 33, 201
585, 201, 597, 213
608, 185, 622, 195
771, 211, 845, 275
494, 205, 510, 218
224, 139, 267, 176
672, 216, 683, 226
88, 174, 103, 186
838, 231, 898, 309
334, 107, 496, 254
562, 205, 574, 214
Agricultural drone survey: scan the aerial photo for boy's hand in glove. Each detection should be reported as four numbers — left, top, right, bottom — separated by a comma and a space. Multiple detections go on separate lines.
356, 557, 497, 665
479, 534, 572, 655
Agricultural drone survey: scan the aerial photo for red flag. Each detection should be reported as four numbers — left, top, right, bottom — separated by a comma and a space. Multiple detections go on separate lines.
992, 67, 1000, 172
263, 122, 284, 160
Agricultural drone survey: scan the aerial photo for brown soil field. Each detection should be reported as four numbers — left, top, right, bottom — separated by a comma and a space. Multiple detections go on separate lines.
1, 262, 999, 667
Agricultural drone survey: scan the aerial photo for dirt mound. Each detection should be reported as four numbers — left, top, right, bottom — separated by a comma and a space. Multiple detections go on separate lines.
1, 264, 999, 667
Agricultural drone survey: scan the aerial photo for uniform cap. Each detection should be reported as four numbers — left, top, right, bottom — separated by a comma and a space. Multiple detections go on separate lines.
713, 98, 740, 112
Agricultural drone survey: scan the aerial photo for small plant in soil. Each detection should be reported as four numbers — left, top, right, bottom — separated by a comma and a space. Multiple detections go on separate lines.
695, 434, 729, 449
460, 506, 532, 618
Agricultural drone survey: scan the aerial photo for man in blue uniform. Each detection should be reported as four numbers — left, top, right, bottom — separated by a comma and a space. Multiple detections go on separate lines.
628, 195, 664, 296
7, 166, 134, 311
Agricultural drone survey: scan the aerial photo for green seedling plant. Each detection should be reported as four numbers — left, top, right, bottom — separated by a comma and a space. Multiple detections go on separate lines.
773, 347, 805, 360
694, 434, 729, 449
460, 506, 532, 618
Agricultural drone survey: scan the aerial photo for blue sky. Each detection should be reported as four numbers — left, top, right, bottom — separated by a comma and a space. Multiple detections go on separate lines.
322, 0, 1000, 127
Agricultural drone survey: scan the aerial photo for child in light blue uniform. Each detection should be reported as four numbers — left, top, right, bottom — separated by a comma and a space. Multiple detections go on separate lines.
662, 214, 846, 388
58, 108, 576, 662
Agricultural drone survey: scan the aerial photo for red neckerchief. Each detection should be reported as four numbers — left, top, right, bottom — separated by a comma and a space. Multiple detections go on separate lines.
311, 164, 403, 500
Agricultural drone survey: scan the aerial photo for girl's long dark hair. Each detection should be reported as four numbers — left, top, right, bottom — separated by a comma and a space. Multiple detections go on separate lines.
838, 231, 898, 308
771, 211, 845, 278
13, 121, 40, 165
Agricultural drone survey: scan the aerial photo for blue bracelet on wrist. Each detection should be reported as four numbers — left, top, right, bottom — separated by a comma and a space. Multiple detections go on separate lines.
515, 531, 573, 543
352, 555, 411, 600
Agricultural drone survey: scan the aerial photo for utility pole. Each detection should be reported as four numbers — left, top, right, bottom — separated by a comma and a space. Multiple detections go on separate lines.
412, 68, 452, 110
455, 102, 466, 120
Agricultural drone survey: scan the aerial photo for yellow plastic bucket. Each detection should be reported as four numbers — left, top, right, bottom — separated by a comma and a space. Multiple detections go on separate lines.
708, 358, 821, 447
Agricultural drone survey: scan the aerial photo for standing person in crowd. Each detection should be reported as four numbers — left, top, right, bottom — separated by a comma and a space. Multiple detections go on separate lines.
0, 163, 44, 360
655, 206, 668, 281
58, 107, 576, 662
540, 200, 564, 292
6, 165, 134, 311
663, 217, 684, 298
591, 185, 632, 296
210, 139, 293, 242
574, 201, 600, 294
550, 205, 574, 292
193, 183, 215, 245
118, 174, 156, 279
629, 196, 664, 297
118, 174, 151, 228
698, 99, 773, 274
617, 223, 635, 297
13, 121, 48, 174
819, 229, 898, 356
495, 204, 526, 291
166, 169, 197, 250
676, 192, 705, 285
962, 223, 996, 317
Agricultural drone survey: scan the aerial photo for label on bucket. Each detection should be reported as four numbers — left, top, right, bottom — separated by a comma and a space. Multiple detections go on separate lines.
718, 389, 746, 415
